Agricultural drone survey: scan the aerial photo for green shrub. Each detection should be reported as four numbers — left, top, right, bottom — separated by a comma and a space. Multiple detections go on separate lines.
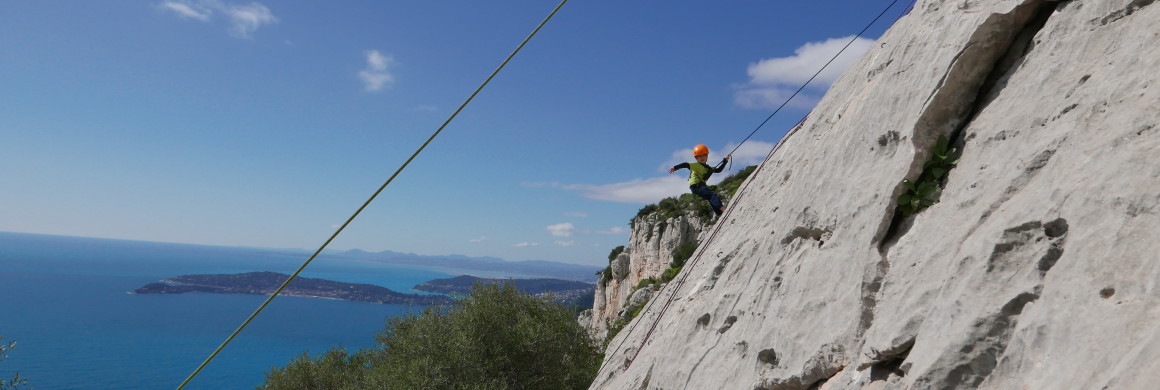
670, 240, 699, 269
261, 283, 602, 390
0, 337, 29, 390
660, 267, 683, 283
716, 165, 757, 196
607, 246, 625, 263
596, 266, 612, 287
629, 166, 758, 228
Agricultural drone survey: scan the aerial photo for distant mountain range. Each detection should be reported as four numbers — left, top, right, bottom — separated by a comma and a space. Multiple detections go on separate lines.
0, 231, 602, 282
319, 249, 602, 282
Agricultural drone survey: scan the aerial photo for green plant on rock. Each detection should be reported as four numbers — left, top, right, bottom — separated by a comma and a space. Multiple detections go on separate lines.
670, 241, 698, 269
596, 267, 612, 287
608, 246, 625, 262
898, 134, 959, 216
597, 246, 627, 287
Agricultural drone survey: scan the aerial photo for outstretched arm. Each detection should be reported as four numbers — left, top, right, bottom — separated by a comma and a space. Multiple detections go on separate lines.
668, 162, 690, 174
712, 155, 731, 172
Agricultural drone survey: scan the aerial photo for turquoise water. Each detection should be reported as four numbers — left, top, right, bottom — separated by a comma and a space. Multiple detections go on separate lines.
0, 232, 456, 389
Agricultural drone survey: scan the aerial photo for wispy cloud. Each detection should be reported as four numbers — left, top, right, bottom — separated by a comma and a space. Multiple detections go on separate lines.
735, 35, 874, 110
534, 142, 775, 205
546, 223, 575, 237
159, 0, 277, 38
468, 236, 486, 243
537, 177, 688, 204
597, 226, 629, 235
513, 242, 541, 248
554, 240, 578, 247
659, 141, 775, 172
160, 1, 211, 21
223, 2, 276, 38
360, 50, 396, 92
563, 211, 588, 218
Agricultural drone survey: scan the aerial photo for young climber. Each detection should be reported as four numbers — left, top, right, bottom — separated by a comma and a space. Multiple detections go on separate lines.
668, 144, 731, 216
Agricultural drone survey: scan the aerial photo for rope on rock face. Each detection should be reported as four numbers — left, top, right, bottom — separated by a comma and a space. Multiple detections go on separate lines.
174, 1, 570, 388
621, 0, 907, 371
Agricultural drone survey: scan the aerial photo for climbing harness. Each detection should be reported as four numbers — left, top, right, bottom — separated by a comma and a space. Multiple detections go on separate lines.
174, 1, 569, 388
618, 0, 909, 371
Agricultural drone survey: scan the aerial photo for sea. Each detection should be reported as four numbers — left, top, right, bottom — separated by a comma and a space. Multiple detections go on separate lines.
0, 231, 507, 390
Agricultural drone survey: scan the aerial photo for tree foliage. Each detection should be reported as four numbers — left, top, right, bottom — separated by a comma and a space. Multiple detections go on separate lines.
260, 283, 601, 390
0, 337, 29, 390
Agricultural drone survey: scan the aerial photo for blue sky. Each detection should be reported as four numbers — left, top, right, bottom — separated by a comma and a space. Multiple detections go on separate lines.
0, 1, 909, 267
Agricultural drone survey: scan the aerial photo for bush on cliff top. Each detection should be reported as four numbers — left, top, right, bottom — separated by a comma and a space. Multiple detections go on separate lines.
630, 165, 757, 229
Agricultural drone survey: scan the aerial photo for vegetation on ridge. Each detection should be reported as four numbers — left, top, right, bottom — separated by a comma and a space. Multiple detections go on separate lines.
597, 166, 757, 286
631, 165, 757, 229
260, 282, 601, 390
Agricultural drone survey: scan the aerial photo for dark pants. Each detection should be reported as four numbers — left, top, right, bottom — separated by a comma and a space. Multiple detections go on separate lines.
690, 183, 724, 215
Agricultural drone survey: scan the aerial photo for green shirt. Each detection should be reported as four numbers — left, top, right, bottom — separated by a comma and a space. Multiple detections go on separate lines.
672, 158, 728, 186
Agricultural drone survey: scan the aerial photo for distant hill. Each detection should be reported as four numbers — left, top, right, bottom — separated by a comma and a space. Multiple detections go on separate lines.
415, 275, 595, 307
321, 249, 602, 282
132, 271, 454, 306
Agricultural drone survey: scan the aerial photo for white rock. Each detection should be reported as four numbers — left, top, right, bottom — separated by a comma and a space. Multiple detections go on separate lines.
590, 0, 1160, 388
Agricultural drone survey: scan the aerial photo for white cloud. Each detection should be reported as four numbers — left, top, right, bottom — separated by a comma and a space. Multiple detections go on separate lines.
735, 35, 874, 110
554, 240, 578, 247
563, 176, 688, 204
721, 141, 776, 167
563, 212, 588, 218
360, 50, 396, 92
513, 242, 541, 248
159, 1, 277, 38
597, 226, 629, 235
469, 236, 486, 243
160, 2, 212, 21
546, 223, 575, 237
536, 142, 775, 205
223, 2, 276, 38
734, 87, 820, 110
660, 141, 775, 173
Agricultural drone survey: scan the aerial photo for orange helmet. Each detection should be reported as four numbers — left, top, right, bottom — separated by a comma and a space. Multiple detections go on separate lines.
692, 144, 709, 156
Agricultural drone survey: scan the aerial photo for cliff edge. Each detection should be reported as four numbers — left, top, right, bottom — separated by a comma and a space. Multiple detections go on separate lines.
591, 1, 1160, 389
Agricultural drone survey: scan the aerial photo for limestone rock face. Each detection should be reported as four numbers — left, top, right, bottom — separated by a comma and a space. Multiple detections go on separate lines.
590, 1, 1160, 389
588, 213, 711, 341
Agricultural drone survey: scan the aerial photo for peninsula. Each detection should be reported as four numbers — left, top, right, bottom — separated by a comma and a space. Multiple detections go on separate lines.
132, 271, 454, 306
